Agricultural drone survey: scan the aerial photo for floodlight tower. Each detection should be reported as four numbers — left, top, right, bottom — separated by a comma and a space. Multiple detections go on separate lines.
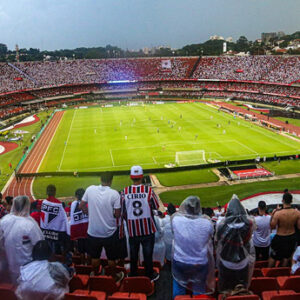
15, 44, 20, 62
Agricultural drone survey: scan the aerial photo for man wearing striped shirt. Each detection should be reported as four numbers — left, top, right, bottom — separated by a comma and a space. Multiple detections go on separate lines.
121, 165, 160, 281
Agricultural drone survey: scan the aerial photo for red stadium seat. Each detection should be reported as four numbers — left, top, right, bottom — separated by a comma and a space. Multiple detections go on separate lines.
277, 276, 300, 292
252, 268, 263, 277
137, 266, 160, 276
0, 288, 17, 300
119, 277, 154, 296
75, 265, 99, 276
88, 276, 120, 294
175, 296, 216, 300
72, 255, 82, 265
104, 265, 127, 276
261, 268, 291, 277
109, 292, 145, 300
69, 275, 89, 292
65, 290, 106, 300
218, 296, 259, 300
261, 290, 296, 300
249, 277, 279, 296
268, 294, 300, 300
254, 261, 269, 268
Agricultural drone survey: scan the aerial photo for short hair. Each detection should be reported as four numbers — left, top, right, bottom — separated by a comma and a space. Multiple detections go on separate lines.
205, 207, 214, 218
283, 192, 293, 204
167, 203, 176, 216
32, 240, 52, 261
258, 200, 267, 210
46, 184, 56, 197
5, 196, 13, 206
101, 172, 113, 184
75, 188, 85, 200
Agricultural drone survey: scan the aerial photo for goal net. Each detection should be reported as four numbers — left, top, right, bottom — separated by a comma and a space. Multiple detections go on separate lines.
175, 150, 206, 166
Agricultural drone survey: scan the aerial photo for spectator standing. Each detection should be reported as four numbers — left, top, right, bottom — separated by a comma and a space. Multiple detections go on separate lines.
0, 196, 44, 283
216, 195, 255, 293
253, 201, 271, 261
4, 196, 13, 213
0, 193, 7, 219
162, 203, 176, 262
269, 192, 300, 267
16, 240, 71, 300
172, 196, 215, 297
40, 185, 68, 254
70, 188, 89, 264
120, 165, 160, 281
79, 172, 124, 282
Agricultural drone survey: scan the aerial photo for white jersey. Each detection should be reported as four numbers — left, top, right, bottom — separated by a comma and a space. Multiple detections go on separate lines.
40, 200, 68, 241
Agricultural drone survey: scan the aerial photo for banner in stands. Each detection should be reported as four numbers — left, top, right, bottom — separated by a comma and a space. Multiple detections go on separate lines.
161, 59, 172, 70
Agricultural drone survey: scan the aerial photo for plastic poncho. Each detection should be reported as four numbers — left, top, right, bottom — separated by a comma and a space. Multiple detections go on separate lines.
171, 196, 215, 295
16, 260, 70, 300
162, 214, 173, 261
153, 216, 166, 266
216, 195, 255, 292
0, 196, 44, 284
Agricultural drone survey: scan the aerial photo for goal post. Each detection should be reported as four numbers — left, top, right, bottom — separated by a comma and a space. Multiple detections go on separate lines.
175, 150, 206, 166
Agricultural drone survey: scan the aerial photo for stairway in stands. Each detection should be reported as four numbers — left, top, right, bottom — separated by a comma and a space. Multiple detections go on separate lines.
188, 56, 202, 78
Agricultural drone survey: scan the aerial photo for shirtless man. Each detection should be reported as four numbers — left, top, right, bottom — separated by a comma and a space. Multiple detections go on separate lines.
268, 192, 300, 267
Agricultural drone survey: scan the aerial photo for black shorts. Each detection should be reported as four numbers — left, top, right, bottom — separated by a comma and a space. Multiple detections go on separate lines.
270, 234, 297, 260
87, 229, 125, 261
255, 246, 270, 261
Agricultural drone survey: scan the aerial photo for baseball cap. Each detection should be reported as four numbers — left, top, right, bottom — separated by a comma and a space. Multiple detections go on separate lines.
130, 165, 143, 179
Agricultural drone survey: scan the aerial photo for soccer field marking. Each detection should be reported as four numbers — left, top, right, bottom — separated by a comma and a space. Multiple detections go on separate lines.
58, 109, 77, 171
152, 157, 158, 164
109, 149, 115, 166
198, 103, 300, 150
234, 139, 258, 155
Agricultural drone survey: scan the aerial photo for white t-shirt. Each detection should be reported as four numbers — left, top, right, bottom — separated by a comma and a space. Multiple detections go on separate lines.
0, 214, 44, 283
253, 215, 271, 247
82, 185, 121, 238
172, 215, 213, 265
292, 246, 300, 274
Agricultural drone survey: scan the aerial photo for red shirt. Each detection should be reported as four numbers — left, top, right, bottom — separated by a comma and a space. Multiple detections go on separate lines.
47, 196, 61, 204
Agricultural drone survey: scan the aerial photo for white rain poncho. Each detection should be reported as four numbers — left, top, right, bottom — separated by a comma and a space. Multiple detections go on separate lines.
162, 214, 173, 261
216, 195, 255, 292
0, 196, 44, 284
152, 216, 166, 266
171, 196, 215, 295
16, 260, 70, 300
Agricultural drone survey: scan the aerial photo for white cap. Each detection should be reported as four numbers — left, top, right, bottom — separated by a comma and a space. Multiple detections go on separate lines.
130, 165, 143, 179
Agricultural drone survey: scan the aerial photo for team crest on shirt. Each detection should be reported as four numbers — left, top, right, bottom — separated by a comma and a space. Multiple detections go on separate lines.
41, 203, 60, 224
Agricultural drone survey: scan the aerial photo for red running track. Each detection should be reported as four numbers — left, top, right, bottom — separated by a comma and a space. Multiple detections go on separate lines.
3, 111, 64, 201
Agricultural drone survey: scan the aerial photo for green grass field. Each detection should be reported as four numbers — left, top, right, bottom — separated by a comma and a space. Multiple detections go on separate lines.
39, 102, 300, 173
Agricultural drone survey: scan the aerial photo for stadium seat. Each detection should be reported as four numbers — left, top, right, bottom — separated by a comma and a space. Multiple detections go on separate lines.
252, 268, 263, 277
276, 276, 300, 292
261, 267, 291, 277
292, 268, 300, 276
218, 295, 259, 300
109, 292, 146, 300
267, 293, 300, 300
261, 290, 296, 300
104, 265, 127, 276
65, 290, 106, 300
75, 265, 100, 275
72, 255, 82, 265
142, 260, 162, 270
254, 261, 269, 268
119, 277, 154, 296
0, 288, 17, 300
88, 276, 120, 294
249, 277, 279, 296
69, 275, 90, 292
175, 295, 216, 299
137, 266, 160, 276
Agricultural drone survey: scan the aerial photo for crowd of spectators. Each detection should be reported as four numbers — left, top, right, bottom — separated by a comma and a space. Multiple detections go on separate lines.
1, 169, 300, 299
0, 56, 299, 95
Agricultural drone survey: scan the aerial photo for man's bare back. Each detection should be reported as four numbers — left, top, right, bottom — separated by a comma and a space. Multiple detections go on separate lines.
271, 207, 300, 236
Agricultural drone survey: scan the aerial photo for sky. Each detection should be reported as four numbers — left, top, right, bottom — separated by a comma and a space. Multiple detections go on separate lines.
0, 0, 299, 51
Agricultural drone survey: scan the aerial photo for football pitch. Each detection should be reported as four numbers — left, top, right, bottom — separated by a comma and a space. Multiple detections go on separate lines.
38, 102, 300, 173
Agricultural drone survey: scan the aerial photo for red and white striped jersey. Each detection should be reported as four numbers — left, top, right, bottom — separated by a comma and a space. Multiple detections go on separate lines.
120, 184, 159, 237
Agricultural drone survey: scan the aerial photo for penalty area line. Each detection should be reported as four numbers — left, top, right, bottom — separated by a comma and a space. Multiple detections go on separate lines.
110, 149, 115, 166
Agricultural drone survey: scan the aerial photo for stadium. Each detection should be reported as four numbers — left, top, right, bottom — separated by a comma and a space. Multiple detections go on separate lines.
1, 1, 300, 300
